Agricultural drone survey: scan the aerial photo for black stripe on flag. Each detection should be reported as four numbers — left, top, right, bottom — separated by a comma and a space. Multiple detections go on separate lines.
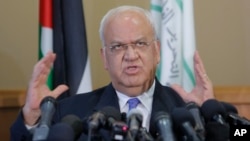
53, 0, 89, 99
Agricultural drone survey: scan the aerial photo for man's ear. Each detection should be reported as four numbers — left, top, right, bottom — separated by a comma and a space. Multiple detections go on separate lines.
155, 40, 161, 64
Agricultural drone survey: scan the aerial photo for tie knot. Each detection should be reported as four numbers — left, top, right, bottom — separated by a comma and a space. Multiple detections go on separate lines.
127, 98, 140, 111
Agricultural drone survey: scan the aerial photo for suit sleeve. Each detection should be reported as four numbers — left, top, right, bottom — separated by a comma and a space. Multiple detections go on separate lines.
10, 110, 33, 141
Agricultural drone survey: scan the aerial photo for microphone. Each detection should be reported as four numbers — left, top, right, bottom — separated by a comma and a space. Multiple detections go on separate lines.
86, 106, 122, 131
84, 106, 128, 141
46, 114, 83, 141
201, 99, 230, 141
101, 106, 128, 141
200, 99, 227, 125
126, 108, 143, 141
121, 112, 127, 123
46, 122, 74, 141
86, 110, 106, 132
221, 102, 250, 126
137, 127, 154, 141
186, 102, 205, 141
32, 96, 57, 141
171, 107, 201, 141
151, 111, 175, 141
61, 115, 83, 140
221, 101, 238, 114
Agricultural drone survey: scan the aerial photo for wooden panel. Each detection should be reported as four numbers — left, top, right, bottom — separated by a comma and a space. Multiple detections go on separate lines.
0, 107, 21, 141
0, 90, 26, 107
0, 90, 25, 141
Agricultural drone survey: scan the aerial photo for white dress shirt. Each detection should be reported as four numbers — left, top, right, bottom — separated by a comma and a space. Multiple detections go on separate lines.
116, 80, 155, 130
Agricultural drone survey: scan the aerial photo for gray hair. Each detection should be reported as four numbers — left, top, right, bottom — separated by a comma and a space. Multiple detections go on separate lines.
99, 5, 158, 46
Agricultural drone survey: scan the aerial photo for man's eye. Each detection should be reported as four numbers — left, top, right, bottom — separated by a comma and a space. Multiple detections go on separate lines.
111, 44, 123, 50
136, 42, 147, 47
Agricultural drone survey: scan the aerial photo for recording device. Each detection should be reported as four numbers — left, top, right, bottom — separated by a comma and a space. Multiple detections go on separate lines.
46, 115, 83, 141
186, 102, 205, 141
126, 108, 143, 141
151, 111, 175, 141
171, 107, 201, 141
221, 102, 250, 126
32, 96, 57, 141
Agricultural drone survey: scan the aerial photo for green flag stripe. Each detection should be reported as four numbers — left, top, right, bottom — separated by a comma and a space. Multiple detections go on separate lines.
176, 0, 183, 11
151, 3, 162, 79
178, 0, 195, 86
150, 4, 162, 13
39, 24, 53, 90
183, 59, 195, 86
156, 51, 163, 80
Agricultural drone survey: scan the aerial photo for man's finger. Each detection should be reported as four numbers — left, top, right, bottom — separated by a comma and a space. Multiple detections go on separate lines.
52, 85, 69, 98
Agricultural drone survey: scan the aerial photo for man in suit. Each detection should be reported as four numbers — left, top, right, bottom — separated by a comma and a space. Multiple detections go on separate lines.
10, 5, 214, 140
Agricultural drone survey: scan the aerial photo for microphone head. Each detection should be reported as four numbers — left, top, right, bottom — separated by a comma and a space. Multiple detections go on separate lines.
220, 101, 238, 114
99, 106, 122, 129
126, 109, 143, 139
126, 109, 143, 128
100, 106, 121, 121
150, 111, 172, 137
201, 99, 227, 122
220, 102, 250, 125
121, 112, 127, 123
40, 96, 57, 108
185, 102, 199, 110
127, 108, 143, 121
171, 107, 196, 129
153, 111, 171, 124
47, 123, 75, 141
61, 115, 83, 140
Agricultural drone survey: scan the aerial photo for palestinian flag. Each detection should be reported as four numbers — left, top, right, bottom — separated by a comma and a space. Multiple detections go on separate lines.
39, 0, 53, 89
39, 0, 92, 99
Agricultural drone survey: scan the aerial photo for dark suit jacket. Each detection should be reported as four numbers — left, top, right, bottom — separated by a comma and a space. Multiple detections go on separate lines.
10, 79, 185, 141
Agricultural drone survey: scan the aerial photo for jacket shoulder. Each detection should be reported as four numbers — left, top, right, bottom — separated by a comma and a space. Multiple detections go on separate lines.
55, 86, 107, 120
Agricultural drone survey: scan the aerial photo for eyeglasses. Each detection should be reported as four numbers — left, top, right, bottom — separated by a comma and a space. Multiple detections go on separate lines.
106, 40, 156, 54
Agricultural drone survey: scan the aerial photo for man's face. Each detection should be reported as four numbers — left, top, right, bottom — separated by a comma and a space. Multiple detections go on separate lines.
101, 11, 160, 95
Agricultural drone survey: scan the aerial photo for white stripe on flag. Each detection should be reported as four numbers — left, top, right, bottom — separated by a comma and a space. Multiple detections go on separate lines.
76, 57, 92, 94
182, 0, 196, 92
41, 27, 53, 55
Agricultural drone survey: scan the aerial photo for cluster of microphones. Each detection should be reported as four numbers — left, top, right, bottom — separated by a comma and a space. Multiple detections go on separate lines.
32, 96, 250, 141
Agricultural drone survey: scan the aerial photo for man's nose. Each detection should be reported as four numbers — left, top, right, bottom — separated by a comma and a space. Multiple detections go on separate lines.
124, 45, 139, 61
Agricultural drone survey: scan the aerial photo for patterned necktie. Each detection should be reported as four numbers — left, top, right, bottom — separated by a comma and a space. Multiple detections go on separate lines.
127, 98, 140, 111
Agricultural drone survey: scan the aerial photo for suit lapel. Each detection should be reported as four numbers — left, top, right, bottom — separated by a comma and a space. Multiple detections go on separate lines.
94, 83, 120, 112
151, 80, 176, 116
149, 79, 180, 136
91, 83, 120, 141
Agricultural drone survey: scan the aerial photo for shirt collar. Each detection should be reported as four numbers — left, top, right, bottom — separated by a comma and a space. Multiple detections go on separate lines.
116, 80, 155, 111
